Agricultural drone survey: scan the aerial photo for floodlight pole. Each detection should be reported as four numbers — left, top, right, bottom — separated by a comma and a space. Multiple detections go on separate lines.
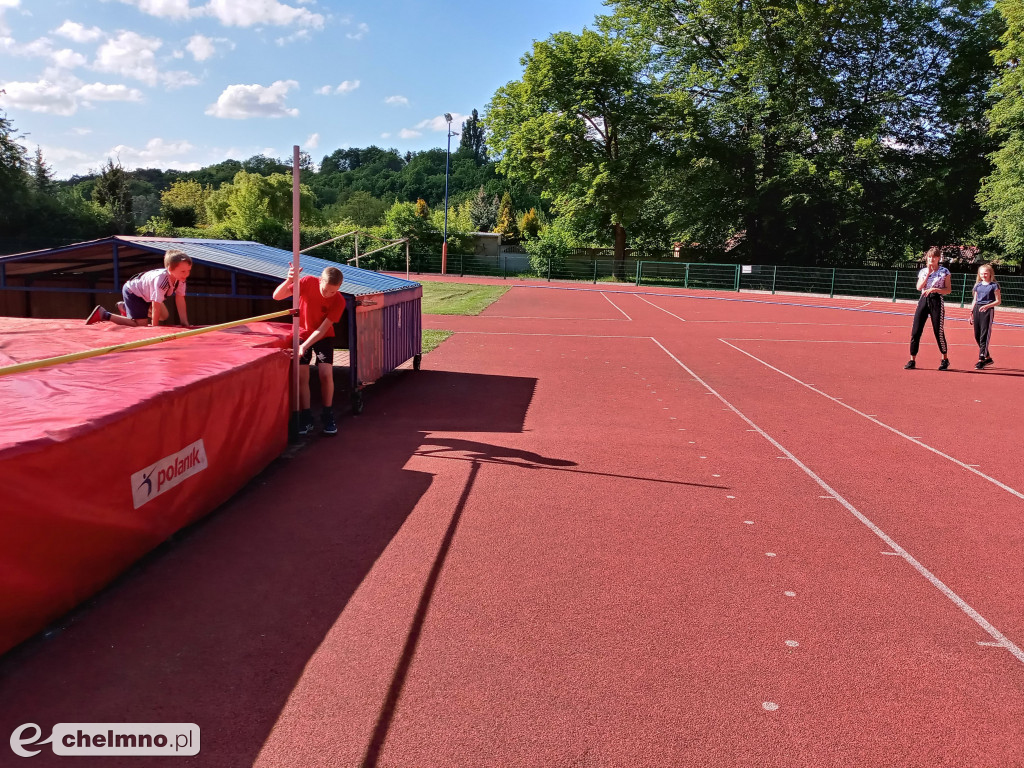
290, 145, 301, 441
442, 112, 457, 275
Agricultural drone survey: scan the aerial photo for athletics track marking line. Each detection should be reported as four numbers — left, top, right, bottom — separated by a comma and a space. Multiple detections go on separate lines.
507, 283, 1024, 329
475, 315, 629, 321
718, 338, 1022, 348
600, 291, 633, 321
634, 294, 686, 322
718, 339, 1024, 503
649, 336, 1024, 667
443, 331, 650, 339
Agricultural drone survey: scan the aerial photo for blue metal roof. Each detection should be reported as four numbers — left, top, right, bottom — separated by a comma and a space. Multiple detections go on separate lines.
118, 237, 417, 297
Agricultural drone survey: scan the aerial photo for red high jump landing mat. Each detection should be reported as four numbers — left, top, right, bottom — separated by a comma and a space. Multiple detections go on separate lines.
0, 317, 292, 655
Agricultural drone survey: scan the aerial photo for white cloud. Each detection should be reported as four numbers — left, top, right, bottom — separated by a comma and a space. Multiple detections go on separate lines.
317, 80, 358, 95
0, 72, 147, 115
52, 48, 87, 69
1, 36, 87, 70
305, 132, 319, 149
399, 128, 421, 139
416, 112, 468, 132
70, 127, 92, 135
77, 81, 144, 102
94, 31, 163, 86
161, 70, 200, 88
185, 34, 216, 61
108, 137, 199, 170
385, 95, 408, 106
0, 77, 78, 115
380, 132, 391, 139
275, 29, 310, 46
54, 21, 103, 43
0, 0, 20, 37
345, 21, 368, 40
114, 0, 195, 21
206, 79, 299, 118
203, 0, 324, 28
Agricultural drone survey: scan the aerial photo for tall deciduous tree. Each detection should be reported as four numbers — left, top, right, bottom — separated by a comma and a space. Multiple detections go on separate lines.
979, 0, 1024, 260
161, 179, 211, 227
609, 0, 997, 264
487, 28, 662, 269
459, 108, 488, 164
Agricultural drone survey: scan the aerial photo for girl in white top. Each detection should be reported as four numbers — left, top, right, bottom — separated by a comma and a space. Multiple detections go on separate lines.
905, 246, 951, 370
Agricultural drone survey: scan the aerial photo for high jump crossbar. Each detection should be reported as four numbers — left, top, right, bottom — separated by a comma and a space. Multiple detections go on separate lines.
0, 309, 295, 378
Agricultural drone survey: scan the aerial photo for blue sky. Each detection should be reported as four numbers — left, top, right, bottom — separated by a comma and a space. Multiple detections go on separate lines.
0, 0, 606, 178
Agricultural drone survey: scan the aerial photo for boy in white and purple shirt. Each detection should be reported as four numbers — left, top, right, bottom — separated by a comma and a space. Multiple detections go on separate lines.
86, 249, 192, 328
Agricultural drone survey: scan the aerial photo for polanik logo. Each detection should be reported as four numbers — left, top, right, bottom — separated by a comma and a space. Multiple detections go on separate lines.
130, 439, 208, 509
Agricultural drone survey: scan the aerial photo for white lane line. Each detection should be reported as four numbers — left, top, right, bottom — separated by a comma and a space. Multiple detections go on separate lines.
650, 336, 1024, 667
443, 331, 650, 339
635, 294, 686, 322
601, 291, 633, 321
719, 339, 1024, 503
477, 315, 628, 321
718, 339, 999, 347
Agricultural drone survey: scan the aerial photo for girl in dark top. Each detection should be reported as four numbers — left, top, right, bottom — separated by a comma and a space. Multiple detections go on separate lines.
905, 247, 952, 370
968, 263, 1002, 369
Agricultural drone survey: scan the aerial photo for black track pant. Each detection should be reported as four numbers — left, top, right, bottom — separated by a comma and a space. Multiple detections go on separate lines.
910, 293, 947, 357
973, 306, 995, 359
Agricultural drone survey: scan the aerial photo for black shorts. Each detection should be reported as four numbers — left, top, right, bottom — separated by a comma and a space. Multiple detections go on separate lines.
300, 337, 334, 365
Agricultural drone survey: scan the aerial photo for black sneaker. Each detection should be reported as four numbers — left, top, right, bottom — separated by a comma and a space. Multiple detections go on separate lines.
298, 409, 315, 435
975, 360, 985, 370
904, 360, 916, 369
983, 357, 994, 368
322, 408, 338, 436
938, 359, 950, 370
85, 305, 110, 325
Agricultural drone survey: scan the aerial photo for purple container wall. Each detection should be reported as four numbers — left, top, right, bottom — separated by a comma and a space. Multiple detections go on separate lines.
354, 288, 422, 386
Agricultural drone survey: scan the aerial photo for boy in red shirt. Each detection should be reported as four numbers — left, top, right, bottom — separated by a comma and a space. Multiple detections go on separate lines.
273, 265, 346, 435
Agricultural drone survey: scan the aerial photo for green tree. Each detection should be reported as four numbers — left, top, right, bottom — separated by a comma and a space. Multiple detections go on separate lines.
93, 158, 134, 234
980, 0, 1024, 260
161, 179, 211, 227
459, 108, 488, 164
487, 28, 661, 270
519, 207, 540, 239
609, 0, 998, 264
30, 146, 53, 194
327, 190, 389, 227
494, 191, 518, 237
0, 110, 29, 234
469, 186, 499, 231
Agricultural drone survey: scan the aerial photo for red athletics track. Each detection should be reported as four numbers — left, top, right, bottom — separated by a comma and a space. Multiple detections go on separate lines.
0, 280, 1022, 767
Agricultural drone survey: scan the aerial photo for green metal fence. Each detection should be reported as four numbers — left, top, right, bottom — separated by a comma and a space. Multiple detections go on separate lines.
396, 254, 1024, 310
